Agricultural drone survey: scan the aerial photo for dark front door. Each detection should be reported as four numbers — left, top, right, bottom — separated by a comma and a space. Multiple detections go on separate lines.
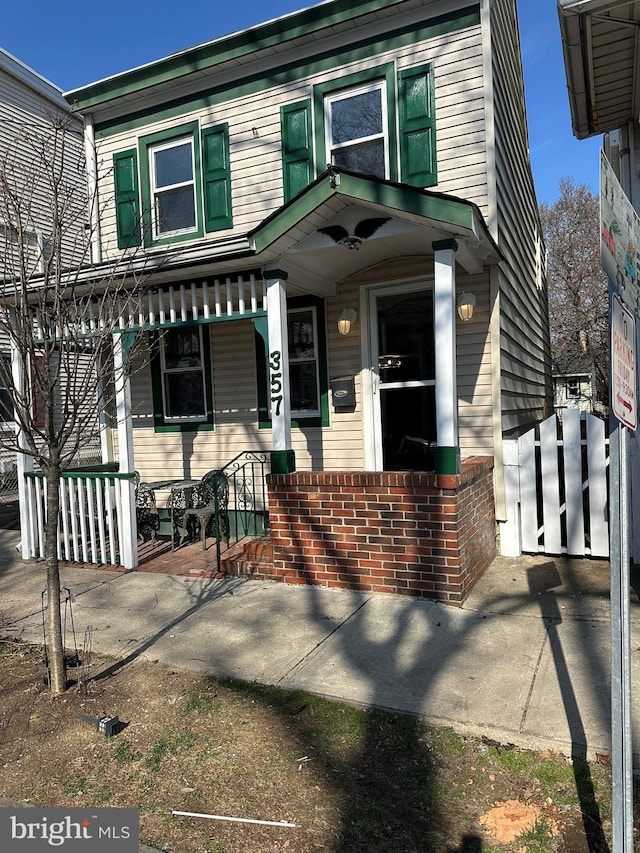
370, 283, 436, 470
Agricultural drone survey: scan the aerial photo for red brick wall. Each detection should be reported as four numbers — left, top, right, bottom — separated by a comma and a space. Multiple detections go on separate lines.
263, 457, 496, 606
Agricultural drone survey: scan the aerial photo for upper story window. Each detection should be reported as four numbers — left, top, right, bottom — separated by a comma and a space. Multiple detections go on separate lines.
149, 137, 197, 238
281, 63, 436, 204
1, 220, 47, 275
113, 121, 232, 250
325, 82, 388, 179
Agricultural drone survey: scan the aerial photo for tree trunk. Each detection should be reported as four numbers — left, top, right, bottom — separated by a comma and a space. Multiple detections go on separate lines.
44, 471, 66, 693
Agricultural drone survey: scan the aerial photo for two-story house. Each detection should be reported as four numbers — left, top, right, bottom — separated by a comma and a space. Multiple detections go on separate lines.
17, 0, 550, 604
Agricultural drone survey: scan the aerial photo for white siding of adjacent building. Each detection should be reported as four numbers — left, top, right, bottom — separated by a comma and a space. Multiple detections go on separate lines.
0, 55, 85, 275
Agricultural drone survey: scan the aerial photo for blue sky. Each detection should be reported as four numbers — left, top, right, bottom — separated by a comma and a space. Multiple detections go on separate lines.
2, 0, 600, 206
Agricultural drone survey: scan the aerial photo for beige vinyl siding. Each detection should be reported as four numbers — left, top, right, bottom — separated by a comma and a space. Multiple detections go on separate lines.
128, 303, 366, 480
455, 272, 494, 457
488, 0, 551, 435
322, 282, 365, 470
121, 263, 493, 479
94, 20, 489, 259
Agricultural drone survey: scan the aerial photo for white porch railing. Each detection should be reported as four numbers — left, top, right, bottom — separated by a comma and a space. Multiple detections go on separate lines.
23, 469, 136, 567
29, 274, 267, 340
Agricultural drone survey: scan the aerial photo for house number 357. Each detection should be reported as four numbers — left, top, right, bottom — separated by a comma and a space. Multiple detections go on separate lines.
269, 350, 283, 416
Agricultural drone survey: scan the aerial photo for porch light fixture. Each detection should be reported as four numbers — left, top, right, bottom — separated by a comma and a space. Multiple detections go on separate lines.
456, 292, 476, 322
337, 308, 357, 335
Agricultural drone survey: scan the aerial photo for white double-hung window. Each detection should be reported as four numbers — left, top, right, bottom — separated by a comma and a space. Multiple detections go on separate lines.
149, 137, 197, 238
325, 81, 389, 179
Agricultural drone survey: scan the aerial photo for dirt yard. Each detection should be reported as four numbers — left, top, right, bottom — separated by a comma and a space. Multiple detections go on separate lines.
0, 636, 618, 853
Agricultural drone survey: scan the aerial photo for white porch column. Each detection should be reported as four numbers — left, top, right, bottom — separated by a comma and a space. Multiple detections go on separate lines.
113, 332, 137, 569
264, 269, 295, 474
11, 336, 33, 558
433, 238, 461, 475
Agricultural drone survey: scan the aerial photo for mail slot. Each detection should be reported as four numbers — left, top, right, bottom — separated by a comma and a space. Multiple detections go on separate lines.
330, 376, 355, 409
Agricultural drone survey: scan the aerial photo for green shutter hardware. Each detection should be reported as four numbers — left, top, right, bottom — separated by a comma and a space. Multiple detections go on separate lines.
113, 149, 141, 248
202, 124, 232, 232
398, 64, 437, 188
281, 100, 313, 203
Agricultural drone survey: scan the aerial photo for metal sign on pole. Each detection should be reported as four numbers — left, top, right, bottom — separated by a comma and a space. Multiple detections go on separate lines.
602, 149, 636, 852
611, 292, 637, 431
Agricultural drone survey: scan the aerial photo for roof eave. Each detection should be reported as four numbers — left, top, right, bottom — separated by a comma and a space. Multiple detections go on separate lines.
64, 0, 411, 112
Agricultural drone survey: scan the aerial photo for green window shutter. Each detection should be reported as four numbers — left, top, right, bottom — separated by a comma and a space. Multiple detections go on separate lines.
202, 124, 232, 232
113, 149, 141, 248
281, 100, 313, 203
398, 65, 437, 188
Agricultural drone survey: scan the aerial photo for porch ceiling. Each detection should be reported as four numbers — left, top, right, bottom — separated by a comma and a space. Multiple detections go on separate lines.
250, 168, 502, 295
558, 0, 640, 138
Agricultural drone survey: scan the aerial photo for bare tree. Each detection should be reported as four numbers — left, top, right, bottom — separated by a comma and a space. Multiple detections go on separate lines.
539, 178, 609, 406
0, 116, 152, 693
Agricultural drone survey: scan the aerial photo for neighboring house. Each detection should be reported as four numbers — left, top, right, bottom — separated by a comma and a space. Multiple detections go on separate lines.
0, 50, 91, 489
552, 329, 605, 417
552, 347, 598, 416
18, 0, 550, 603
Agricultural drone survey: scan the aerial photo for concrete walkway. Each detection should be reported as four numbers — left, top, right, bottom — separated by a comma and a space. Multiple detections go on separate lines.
0, 529, 637, 764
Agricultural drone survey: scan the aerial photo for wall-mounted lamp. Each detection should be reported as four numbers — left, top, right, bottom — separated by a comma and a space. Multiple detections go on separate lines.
456, 292, 476, 322
337, 308, 357, 335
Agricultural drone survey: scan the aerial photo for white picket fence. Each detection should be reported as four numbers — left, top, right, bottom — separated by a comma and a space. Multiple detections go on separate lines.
501, 409, 609, 558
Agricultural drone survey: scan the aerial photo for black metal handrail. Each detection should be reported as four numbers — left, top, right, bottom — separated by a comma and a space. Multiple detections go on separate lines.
221, 450, 270, 547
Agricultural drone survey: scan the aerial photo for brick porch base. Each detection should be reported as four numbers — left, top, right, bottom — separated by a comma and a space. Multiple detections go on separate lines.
259, 457, 496, 606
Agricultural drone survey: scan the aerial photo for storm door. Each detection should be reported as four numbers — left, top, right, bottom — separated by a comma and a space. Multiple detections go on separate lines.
368, 283, 436, 470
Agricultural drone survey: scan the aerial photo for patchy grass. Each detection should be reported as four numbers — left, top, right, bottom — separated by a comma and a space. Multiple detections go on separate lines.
0, 638, 628, 851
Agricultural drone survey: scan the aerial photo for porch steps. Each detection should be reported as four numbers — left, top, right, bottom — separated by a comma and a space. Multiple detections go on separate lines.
218, 536, 274, 577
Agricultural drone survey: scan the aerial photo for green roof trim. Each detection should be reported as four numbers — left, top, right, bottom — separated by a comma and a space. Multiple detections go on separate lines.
67, 4, 480, 121
250, 169, 477, 255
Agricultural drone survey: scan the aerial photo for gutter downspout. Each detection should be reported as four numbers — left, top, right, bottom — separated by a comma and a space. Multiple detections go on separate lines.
84, 114, 101, 265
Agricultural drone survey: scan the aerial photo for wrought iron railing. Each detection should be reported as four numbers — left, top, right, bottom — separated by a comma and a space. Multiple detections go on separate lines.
221, 450, 270, 546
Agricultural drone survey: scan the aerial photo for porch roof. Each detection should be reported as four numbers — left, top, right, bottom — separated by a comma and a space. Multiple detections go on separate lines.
250, 168, 502, 295
27, 167, 501, 306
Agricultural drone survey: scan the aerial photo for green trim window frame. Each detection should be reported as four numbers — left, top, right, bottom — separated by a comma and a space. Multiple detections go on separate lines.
150, 325, 214, 432
314, 65, 398, 182
134, 121, 232, 247
256, 296, 329, 429
140, 122, 203, 244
